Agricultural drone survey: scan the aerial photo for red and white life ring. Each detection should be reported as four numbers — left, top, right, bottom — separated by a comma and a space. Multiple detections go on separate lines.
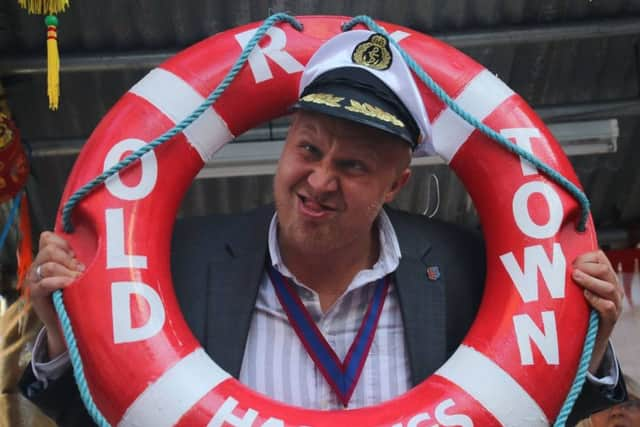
58, 15, 596, 426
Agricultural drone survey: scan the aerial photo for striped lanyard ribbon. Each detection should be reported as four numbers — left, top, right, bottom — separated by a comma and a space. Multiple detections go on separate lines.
267, 264, 390, 407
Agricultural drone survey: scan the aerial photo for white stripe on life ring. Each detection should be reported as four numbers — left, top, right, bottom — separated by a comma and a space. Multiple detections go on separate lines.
431, 69, 514, 163
436, 345, 548, 427
129, 68, 234, 162
118, 348, 231, 427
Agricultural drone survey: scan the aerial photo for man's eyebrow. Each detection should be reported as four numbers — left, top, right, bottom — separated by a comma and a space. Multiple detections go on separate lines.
339, 142, 380, 161
298, 122, 320, 133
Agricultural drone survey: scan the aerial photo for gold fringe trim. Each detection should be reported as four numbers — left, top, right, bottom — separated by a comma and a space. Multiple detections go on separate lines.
17, 0, 69, 15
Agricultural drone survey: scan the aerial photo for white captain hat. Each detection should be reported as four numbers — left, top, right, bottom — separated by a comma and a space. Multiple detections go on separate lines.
293, 30, 432, 155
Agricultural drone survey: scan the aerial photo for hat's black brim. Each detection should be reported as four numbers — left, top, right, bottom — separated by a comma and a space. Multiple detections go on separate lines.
292, 100, 415, 148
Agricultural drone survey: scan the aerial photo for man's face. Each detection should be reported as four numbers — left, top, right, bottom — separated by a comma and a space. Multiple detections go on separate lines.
273, 111, 411, 254
590, 400, 640, 427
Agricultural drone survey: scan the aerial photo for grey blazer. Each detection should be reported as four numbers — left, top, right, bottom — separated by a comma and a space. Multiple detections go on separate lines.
22, 205, 626, 426
171, 205, 485, 386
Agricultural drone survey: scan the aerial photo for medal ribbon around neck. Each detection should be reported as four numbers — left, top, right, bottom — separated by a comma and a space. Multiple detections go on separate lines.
267, 263, 390, 407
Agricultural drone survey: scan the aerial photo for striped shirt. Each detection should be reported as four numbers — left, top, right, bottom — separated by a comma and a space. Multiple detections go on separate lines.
238, 211, 411, 409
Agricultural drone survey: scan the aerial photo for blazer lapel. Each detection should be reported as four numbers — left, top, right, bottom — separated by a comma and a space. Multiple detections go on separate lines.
205, 206, 273, 378
389, 210, 447, 386
395, 251, 447, 386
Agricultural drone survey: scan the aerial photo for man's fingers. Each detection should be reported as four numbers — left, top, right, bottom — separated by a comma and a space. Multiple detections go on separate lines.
583, 288, 620, 324
574, 269, 623, 328
39, 261, 82, 280
29, 259, 83, 299
573, 263, 618, 291
573, 249, 612, 268
30, 275, 76, 298
573, 269, 622, 301
35, 244, 85, 273
572, 249, 622, 322
570, 250, 622, 373
39, 231, 75, 257
573, 260, 611, 278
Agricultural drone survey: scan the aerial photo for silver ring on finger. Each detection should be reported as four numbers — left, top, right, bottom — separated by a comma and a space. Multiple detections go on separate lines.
35, 264, 45, 281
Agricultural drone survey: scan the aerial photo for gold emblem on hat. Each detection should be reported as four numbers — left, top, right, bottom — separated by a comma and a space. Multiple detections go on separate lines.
352, 34, 393, 71
345, 100, 404, 127
301, 93, 344, 108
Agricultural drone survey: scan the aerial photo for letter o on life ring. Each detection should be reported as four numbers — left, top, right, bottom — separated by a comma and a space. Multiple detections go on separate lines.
512, 181, 563, 239
57, 15, 595, 427
104, 139, 158, 201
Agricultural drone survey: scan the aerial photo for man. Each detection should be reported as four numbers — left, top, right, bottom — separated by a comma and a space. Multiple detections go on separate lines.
586, 376, 639, 427
22, 30, 626, 425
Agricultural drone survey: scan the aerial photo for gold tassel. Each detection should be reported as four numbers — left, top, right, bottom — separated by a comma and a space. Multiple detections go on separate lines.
15, 1, 70, 110
45, 15, 60, 110
18, 0, 69, 15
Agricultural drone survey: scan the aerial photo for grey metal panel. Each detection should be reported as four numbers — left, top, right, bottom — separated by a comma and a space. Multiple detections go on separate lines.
616, 119, 640, 223
571, 117, 639, 229
3, 1, 640, 53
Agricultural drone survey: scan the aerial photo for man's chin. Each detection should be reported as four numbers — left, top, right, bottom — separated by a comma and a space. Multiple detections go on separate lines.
289, 228, 343, 254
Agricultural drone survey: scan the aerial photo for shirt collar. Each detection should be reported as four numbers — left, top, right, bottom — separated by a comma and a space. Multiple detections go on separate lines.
267, 209, 401, 293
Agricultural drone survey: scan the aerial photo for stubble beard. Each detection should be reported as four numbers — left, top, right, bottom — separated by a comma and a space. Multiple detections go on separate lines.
275, 197, 384, 256
275, 198, 342, 254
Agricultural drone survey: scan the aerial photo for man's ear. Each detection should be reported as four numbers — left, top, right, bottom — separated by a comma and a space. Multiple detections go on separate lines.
384, 168, 412, 203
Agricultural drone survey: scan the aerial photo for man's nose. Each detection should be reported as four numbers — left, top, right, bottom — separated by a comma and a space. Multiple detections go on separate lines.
307, 163, 338, 193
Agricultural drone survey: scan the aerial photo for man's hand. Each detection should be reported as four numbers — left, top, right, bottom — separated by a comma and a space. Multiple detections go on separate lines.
571, 250, 624, 374
27, 231, 85, 359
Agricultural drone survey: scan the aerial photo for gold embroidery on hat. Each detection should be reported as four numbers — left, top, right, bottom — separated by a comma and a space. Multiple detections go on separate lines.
344, 100, 404, 127
301, 93, 344, 108
351, 34, 393, 71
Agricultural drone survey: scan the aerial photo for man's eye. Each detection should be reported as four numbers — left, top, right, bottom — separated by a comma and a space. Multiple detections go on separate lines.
300, 144, 320, 156
342, 160, 367, 172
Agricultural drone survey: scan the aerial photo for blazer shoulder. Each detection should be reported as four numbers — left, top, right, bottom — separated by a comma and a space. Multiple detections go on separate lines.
385, 207, 485, 261
172, 204, 274, 257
